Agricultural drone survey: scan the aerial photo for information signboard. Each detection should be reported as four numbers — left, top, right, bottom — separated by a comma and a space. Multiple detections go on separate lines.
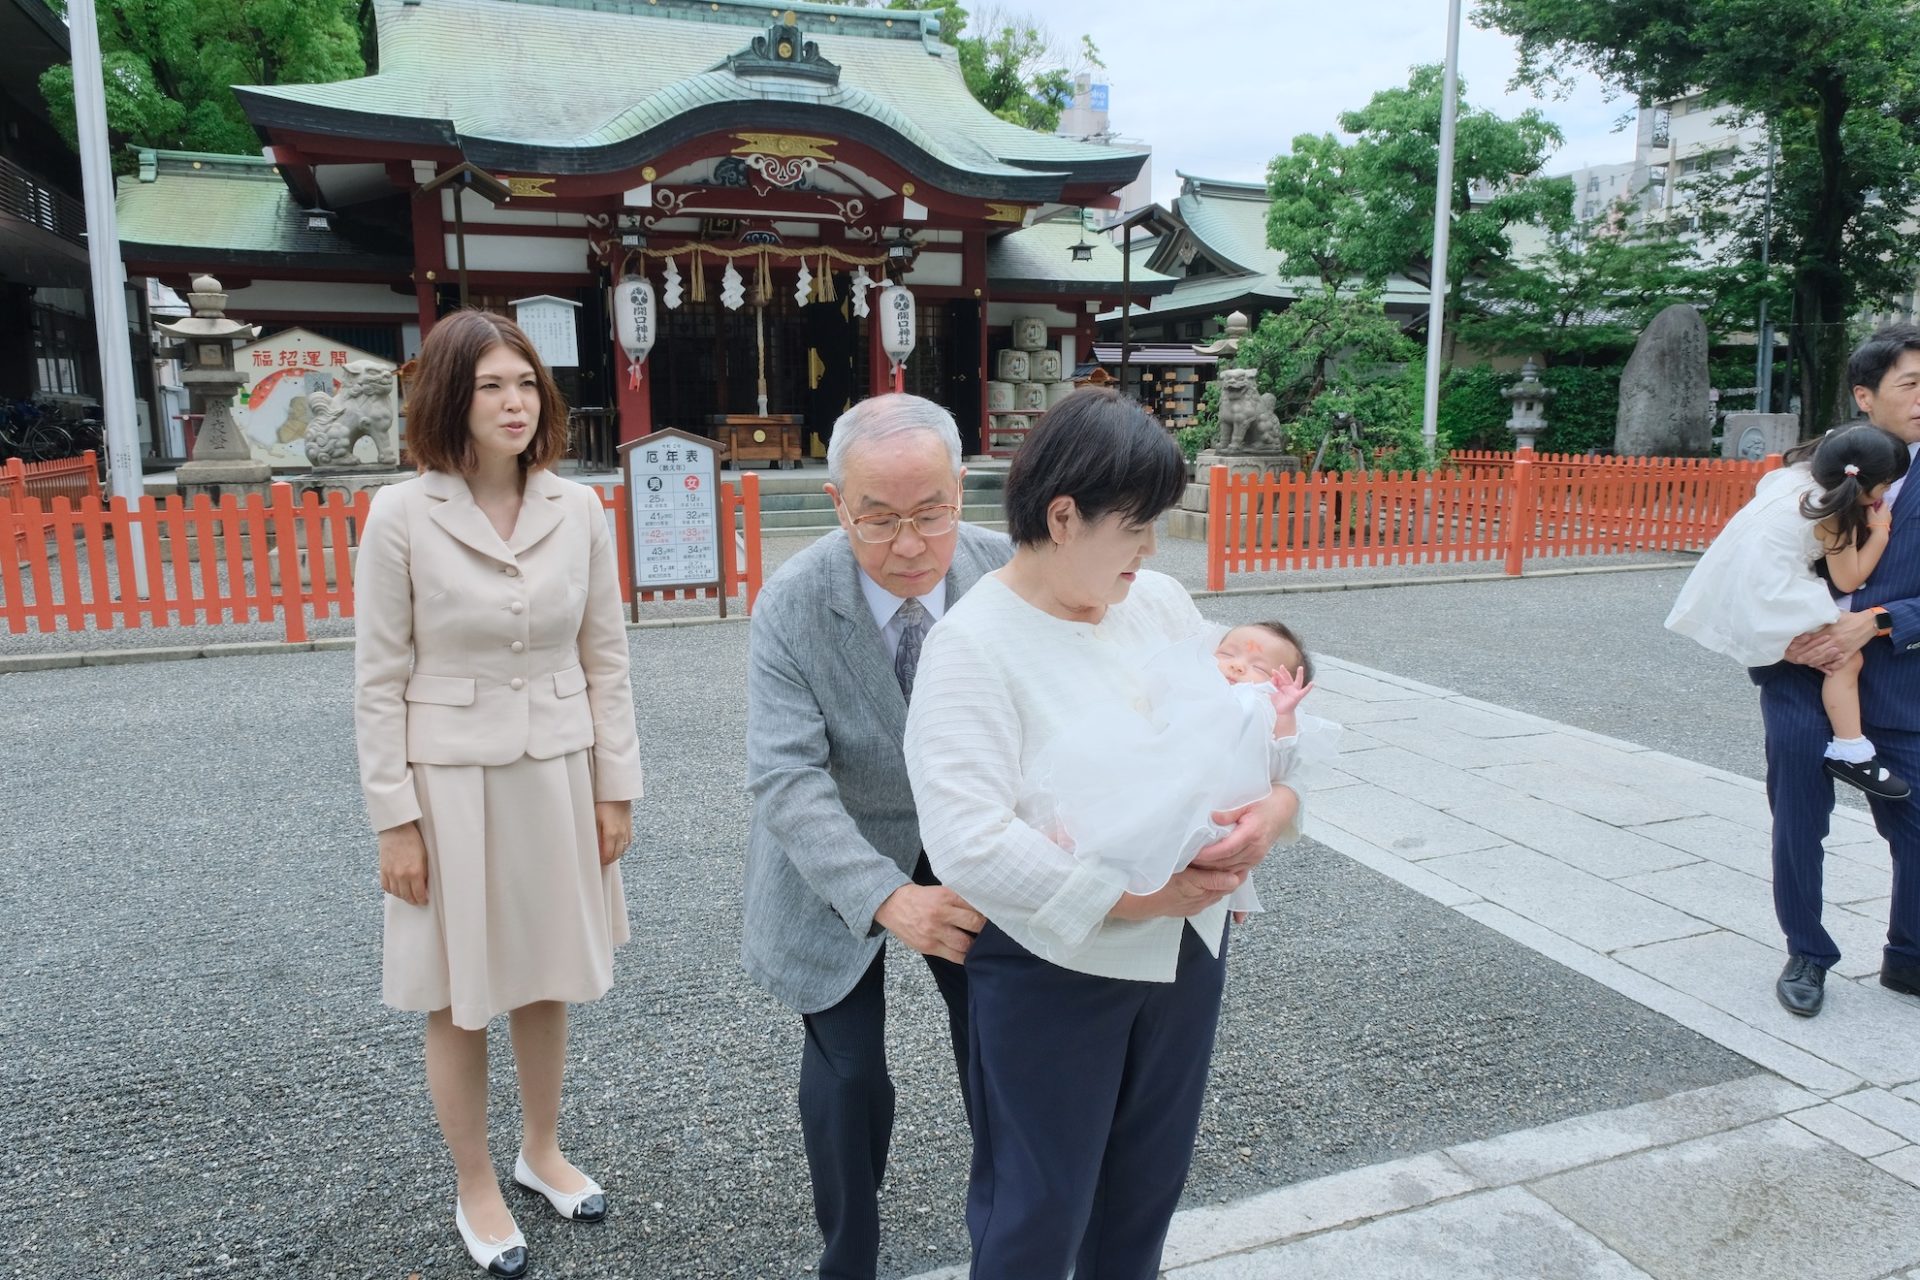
618, 428, 724, 616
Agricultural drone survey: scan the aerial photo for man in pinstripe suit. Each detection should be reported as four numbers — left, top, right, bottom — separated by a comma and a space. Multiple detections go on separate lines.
1758, 325, 1920, 1017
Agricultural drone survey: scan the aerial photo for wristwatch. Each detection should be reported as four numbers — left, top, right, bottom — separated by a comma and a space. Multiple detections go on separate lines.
1870, 606, 1894, 636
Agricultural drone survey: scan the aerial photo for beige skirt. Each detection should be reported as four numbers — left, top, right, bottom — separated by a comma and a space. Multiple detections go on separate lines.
383, 749, 630, 1029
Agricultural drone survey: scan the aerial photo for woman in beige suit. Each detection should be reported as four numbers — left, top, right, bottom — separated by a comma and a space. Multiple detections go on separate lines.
353, 309, 643, 1278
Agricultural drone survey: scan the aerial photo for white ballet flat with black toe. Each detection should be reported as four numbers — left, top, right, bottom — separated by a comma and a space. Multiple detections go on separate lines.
514, 1150, 608, 1222
455, 1198, 528, 1278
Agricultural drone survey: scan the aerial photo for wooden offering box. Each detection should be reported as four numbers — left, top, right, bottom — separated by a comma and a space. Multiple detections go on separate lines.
709, 414, 804, 469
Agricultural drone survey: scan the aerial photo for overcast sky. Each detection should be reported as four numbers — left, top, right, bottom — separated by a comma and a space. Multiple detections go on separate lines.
1033, 0, 1631, 204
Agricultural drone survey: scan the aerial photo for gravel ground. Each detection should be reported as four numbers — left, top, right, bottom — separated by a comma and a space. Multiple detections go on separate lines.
1, 600, 1755, 1280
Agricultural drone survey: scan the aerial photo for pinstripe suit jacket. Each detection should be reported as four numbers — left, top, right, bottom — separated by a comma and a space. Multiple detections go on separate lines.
740, 523, 1013, 1014
1752, 440, 1920, 730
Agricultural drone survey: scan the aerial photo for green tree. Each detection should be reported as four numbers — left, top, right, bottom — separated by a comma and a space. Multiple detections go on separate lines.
1265, 63, 1573, 352
1459, 212, 1728, 362
39, 0, 365, 164
1217, 288, 1428, 470
856, 2, 1097, 132
1478, 0, 1920, 430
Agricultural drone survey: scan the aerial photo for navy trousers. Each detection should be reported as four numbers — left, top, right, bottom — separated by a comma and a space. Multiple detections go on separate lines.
798, 859, 972, 1280
1761, 664, 1920, 970
962, 920, 1228, 1280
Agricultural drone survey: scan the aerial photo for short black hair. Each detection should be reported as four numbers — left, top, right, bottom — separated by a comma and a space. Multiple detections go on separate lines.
1847, 323, 1920, 396
1003, 387, 1186, 547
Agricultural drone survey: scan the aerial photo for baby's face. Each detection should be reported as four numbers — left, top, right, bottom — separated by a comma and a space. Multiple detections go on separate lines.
1214, 626, 1302, 685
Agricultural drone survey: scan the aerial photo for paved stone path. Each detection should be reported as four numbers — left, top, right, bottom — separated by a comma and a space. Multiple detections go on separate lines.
909, 655, 1920, 1279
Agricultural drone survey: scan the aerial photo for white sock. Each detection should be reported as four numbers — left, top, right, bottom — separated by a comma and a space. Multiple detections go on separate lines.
1825, 736, 1876, 764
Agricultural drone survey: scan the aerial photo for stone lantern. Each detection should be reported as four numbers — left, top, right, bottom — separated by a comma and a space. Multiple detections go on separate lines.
156, 275, 271, 502
1503, 360, 1556, 451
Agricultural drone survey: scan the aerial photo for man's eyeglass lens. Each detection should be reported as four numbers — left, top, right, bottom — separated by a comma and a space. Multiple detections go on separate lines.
851, 506, 958, 542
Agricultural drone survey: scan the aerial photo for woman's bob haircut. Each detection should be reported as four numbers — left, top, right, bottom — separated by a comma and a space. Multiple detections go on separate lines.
1003, 387, 1186, 547
403, 309, 569, 474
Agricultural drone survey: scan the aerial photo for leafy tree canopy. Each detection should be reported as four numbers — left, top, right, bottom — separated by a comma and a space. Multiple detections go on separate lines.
38, 0, 365, 164
846, 2, 1100, 132
1265, 64, 1573, 294
1477, 0, 1920, 427
1459, 210, 1730, 362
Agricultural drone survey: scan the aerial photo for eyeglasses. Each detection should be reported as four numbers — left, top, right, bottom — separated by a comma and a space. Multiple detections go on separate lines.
846, 503, 960, 543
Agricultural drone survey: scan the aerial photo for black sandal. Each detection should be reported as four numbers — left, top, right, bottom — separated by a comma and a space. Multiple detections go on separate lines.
1824, 756, 1912, 801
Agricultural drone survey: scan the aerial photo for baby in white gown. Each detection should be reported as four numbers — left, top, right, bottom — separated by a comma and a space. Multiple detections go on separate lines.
1031, 621, 1340, 914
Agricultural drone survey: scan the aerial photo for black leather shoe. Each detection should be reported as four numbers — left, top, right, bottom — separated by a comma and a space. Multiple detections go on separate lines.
1776, 955, 1828, 1017
1823, 756, 1912, 800
1882, 960, 1920, 999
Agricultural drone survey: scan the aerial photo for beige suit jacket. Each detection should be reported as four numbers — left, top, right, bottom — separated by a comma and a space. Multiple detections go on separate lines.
352, 467, 645, 833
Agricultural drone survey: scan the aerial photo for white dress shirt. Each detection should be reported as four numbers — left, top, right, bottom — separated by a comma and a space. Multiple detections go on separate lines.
858, 569, 948, 660
1837, 440, 1920, 610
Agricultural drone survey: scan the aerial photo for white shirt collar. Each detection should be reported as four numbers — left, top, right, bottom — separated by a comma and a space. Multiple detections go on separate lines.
858, 568, 947, 634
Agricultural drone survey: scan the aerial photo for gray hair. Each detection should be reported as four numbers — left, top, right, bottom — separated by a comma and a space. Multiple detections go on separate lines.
826, 393, 964, 488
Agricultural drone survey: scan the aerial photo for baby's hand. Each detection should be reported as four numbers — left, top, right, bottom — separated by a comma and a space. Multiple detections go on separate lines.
1268, 667, 1313, 720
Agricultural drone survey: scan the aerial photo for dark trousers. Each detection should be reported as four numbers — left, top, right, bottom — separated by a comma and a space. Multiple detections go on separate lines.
963, 921, 1228, 1280
1762, 667, 1920, 969
799, 862, 972, 1280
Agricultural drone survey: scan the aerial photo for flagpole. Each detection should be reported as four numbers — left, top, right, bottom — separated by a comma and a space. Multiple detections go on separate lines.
1421, 0, 1464, 455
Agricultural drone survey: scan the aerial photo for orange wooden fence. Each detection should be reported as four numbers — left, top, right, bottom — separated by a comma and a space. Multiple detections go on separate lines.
1207, 447, 1781, 589
0, 472, 764, 641
2, 450, 101, 557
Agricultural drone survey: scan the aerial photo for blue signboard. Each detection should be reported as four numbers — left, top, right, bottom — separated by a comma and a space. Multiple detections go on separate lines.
1089, 83, 1110, 111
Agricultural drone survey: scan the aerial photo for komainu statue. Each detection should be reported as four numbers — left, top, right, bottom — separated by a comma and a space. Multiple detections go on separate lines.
1215, 367, 1282, 452
304, 360, 398, 469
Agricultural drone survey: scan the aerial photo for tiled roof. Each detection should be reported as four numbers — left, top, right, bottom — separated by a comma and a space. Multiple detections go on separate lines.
233, 0, 1144, 197
986, 220, 1176, 296
115, 151, 410, 266
1127, 172, 1430, 322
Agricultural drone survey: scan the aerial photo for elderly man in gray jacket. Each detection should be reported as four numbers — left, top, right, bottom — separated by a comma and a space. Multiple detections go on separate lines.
742, 394, 1003, 1280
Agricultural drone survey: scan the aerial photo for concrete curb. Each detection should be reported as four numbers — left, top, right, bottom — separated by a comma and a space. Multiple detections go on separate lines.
0, 612, 745, 673
0, 559, 1694, 674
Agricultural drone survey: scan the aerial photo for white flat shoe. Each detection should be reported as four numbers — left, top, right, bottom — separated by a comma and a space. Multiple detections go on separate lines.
455, 1198, 528, 1277
514, 1150, 608, 1222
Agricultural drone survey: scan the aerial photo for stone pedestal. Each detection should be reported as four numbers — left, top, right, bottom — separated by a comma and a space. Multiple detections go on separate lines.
177, 399, 272, 504
1168, 450, 1301, 541
1722, 412, 1800, 461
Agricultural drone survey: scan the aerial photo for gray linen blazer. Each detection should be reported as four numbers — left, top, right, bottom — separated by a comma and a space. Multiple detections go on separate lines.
742, 523, 1013, 1013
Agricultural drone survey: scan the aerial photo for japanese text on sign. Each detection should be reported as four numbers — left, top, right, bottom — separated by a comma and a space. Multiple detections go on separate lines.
626, 434, 720, 589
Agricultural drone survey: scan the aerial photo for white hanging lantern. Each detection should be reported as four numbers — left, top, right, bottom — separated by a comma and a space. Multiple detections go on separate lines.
612, 275, 655, 389
879, 283, 916, 371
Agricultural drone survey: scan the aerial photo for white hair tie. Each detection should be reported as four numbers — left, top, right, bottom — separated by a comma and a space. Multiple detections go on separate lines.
1845, 464, 1861, 476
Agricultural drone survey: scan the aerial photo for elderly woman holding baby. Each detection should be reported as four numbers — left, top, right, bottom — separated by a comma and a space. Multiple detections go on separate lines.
903, 387, 1307, 1279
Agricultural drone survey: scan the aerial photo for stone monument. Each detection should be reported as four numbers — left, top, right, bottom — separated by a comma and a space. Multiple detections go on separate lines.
156, 275, 270, 503
1615, 303, 1711, 455
1503, 360, 1555, 450
1722, 411, 1800, 461
1174, 366, 1299, 541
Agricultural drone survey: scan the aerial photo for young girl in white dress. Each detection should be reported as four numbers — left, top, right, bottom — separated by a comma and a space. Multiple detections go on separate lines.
1030, 620, 1340, 912
1666, 423, 1912, 799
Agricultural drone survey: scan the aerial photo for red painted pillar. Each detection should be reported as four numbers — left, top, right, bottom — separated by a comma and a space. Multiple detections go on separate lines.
616, 350, 653, 446
409, 189, 448, 336
868, 305, 891, 398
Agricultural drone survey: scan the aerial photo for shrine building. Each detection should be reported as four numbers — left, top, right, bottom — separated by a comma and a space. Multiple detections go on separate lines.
114, 0, 1172, 467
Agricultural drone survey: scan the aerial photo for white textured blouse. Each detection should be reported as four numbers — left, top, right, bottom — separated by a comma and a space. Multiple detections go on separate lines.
904, 568, 1297, 982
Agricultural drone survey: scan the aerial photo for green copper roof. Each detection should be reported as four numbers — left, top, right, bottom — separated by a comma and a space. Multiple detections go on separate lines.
1129, 172, 1428, 322
986, 220, 1176, 297
115, 151, 409, 266
234, 0, 1143, 198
